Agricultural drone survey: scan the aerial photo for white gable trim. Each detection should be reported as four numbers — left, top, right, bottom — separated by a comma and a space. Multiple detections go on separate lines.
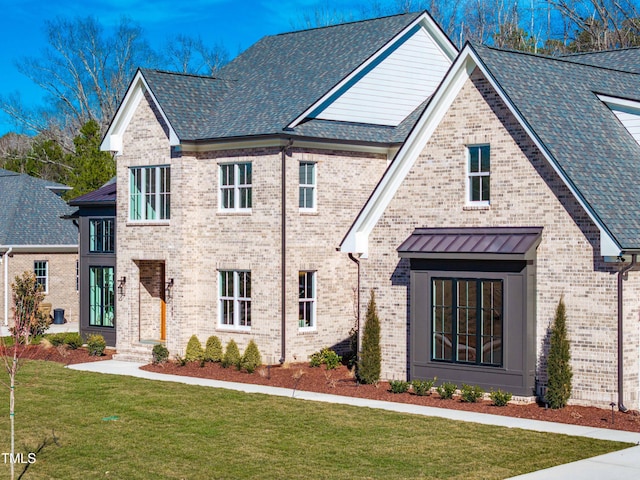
340, 45, 621, 257
287, 12, 457, 130
100, 71, 180, 155
599, 94, 640, 147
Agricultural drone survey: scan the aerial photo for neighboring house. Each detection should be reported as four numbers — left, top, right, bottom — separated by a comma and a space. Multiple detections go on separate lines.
340, 43, 640, 410
100, 12, 458, 362
68, 180, 117, 346
0, 168, 79, 326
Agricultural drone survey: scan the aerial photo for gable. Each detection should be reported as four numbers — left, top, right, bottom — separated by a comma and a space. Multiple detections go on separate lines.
599, 95, 640, 146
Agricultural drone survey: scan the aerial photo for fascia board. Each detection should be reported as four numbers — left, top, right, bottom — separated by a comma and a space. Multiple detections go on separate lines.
0, 245, 78, 253
598, 94, 640, 112
287, 12, 458, 130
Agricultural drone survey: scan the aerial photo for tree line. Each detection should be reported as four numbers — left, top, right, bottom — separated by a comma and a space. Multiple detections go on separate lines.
2, 1, 639, 197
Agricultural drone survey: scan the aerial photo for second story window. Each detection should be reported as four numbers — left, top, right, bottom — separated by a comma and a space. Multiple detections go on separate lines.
220, 163, 252, 211
129, 166, 170, 221
468, 145, 490, 205
299, 162, 316, 211
89, 218, 115, 253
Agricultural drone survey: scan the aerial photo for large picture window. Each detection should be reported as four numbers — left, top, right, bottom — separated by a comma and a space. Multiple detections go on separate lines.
468, 145, 490, 204
299, 271, 316, 329
129, 165, 170, 221
432, 278, 502, 366
219, 270, 251, 329
299, 162, 316, 210
89, 266, 115, 327
89, 218, 115, 253
34, 261, 48, 293
220, 163, 252, 211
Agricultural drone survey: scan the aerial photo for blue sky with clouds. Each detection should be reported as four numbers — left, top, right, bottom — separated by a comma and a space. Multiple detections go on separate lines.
0, 0, 398, 136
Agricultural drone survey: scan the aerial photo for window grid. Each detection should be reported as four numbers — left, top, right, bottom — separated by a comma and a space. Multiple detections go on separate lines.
89, 218, 115, 253
129, 166, 170, 221
220, 163, 252, 211
89, 266, 115, 327
468, 145, 490, 204
219, 270, 251, 329
299, 271, 316, 329
299, 162, 316, 210
34, 261, 48, 293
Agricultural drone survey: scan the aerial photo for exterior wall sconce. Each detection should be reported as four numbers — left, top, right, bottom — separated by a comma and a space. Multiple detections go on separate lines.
117, 276, 126, 296
166, 278, 174, 298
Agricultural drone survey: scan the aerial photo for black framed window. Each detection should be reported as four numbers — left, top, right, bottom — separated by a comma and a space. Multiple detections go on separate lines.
432, 278, 502, 366
89, 218, 115, 253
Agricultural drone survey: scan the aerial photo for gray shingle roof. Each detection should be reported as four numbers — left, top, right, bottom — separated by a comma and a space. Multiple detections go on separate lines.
140, 12, 424, 144
562, 47, 640, 73
0, 168, 78, 246
472, 44, 640, 249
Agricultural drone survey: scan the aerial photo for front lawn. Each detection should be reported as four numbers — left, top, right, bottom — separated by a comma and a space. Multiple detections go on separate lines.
0, 361, 631, 479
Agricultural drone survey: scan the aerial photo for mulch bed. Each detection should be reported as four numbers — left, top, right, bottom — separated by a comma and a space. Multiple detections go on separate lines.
6, 344, 115, 365
140, 360, 640, 434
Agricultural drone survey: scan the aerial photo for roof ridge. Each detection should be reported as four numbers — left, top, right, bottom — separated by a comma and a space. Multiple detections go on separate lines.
140, 68, 235, 82
561, 45, 640, 57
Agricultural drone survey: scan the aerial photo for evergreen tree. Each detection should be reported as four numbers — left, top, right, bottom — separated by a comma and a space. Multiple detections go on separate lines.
546, 297, 573, 409
357, 290, 381, 384
185, 335, 204, 363
241, 340, 262, 373
204, 335, 223, 363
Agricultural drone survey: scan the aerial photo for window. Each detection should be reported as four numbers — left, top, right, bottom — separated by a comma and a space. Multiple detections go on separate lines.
89, 266, 115, 327
220, 163, 252, 211
219, 270, 251, 329
299, 271, 316, 329
34, 261, 48, 293
468, 145, 490, 204
129, 166, 170, 221
299, 162, 316, 210
432, 278, 502, 366
89, 218, 115, 253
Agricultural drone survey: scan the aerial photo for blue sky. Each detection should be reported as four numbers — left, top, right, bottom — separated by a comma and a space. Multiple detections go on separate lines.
0, 0, 392, 136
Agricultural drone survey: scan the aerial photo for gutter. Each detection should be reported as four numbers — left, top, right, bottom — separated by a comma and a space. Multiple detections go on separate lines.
280, 140, 293, 364
617, 254, 639, 412
3, 247, 13, 326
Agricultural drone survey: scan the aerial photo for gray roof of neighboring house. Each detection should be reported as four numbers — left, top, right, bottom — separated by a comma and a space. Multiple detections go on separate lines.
472, 43, 640, 250
562, 47, 640, 73
140, 12, 424, 144
0, 168, 78, 246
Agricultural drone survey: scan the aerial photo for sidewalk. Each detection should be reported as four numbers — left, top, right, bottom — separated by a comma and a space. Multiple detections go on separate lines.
68, 360, 640, 479
0, 321, 79, 337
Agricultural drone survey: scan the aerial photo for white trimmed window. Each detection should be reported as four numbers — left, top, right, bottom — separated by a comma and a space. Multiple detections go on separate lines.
299, 162, 316, 211
298, 271, 316, 329
34, 261, 48, 294
220, 163, 252, 211
129, 165, 170, 221
219, 270, 251, 329
467, 145, 490, 204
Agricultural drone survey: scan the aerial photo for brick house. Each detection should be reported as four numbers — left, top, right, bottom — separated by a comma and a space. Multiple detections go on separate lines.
341, 44, 640, 409
100, 12, 457, 362
0, 168, 78, 327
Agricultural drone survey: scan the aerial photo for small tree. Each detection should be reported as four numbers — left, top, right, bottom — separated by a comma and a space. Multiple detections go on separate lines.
357, 290, 381, 384
546, 296, 573, 409
241, 340, 262, 373
222, 340, 241, 369
204, 335, 223, 363
184, 335, 204, 363
1, 272, 44, 480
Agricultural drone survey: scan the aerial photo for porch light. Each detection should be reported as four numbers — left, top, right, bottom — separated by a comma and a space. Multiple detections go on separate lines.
166, 278, 174, 298
117, 276, 126, 296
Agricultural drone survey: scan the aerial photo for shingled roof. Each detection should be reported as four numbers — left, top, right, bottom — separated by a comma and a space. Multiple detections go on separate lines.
0, 168, 77, 246
472, 43, 640, 250
562, 47, 640, 73
136, 12, 431, 144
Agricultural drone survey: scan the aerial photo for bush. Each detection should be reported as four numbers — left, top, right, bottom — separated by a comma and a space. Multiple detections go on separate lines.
411, 378, 436, 396
87, 334, 106, 356
309, 347, 341, 370
389, 380, 410, 394
460, 384, 484, 403
490, 389, 512, 407
546, 296, 572, 409
204, 336, 223, 363
64, 332, 83, 350
357, 290, 381, 384
185, 335, 204, 363
47, 333, 66, 347
222, 340, 241, 369
436, 382, 457, 400
241, 340, 262, 373
152, 344, 169, 364
175, 354, 188, 367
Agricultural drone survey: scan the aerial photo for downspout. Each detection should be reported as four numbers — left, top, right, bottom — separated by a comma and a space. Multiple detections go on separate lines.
348, 253, 361, 359
617, 253, 638, 412
280, 140, 293, 364
3, 247, 13, 326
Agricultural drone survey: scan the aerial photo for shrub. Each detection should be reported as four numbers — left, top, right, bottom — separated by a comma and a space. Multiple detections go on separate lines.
411, 378, 436, 396
185, 335, 204, 363
389, 380, 410, 394
546, 296, 572, 409
175, 354, 188, 366
64, 332, 83, 350
436, 382, 457, 399
47, 333, 66, 347
460, 384, 484, 403
87, 334, 106, 356
241, 340, 262, 373
357, 290, 381, 384
222, 340, 241, 369
204, 336, 223, 363
152, 344, 169, 364
490, 389, 512, 407
309, 347, 341, 370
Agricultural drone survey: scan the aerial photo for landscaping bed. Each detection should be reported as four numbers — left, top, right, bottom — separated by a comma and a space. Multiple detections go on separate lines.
141, 360, 640, 433
11, 343, 115, 365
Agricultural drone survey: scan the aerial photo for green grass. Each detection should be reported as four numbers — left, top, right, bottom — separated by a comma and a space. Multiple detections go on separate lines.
0, 361, 631, 479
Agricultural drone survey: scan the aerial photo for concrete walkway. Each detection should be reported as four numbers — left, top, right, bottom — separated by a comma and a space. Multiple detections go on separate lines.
68, 360, 640, 479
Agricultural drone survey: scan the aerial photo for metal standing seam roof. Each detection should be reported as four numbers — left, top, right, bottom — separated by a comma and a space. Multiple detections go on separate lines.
68, 179, 117, 206
397, 227, 543, 257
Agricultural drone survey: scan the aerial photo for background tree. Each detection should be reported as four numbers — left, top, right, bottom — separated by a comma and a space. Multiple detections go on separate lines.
358, 290, 382, 384
546, 296, 573, 409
